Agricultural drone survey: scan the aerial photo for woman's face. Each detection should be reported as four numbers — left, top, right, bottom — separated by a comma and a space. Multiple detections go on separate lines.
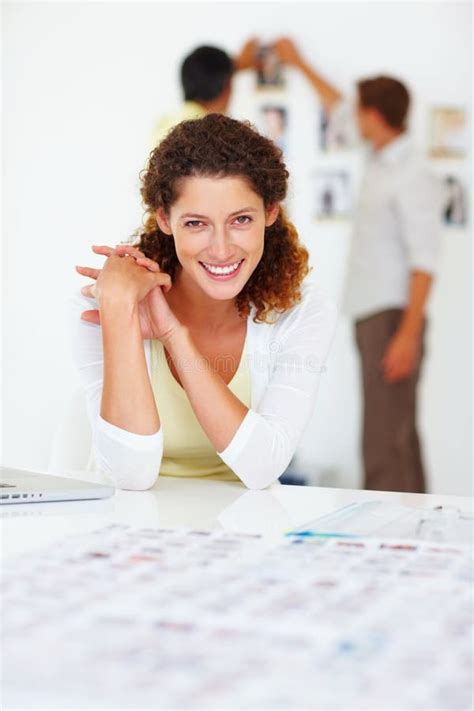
156, 175, 279, 301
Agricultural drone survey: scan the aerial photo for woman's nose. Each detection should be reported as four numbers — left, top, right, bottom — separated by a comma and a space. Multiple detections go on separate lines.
207, 228, 235, 262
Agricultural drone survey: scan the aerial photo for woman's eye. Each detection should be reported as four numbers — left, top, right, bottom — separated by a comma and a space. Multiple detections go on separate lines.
234, 215, 252, 225
185, 220, 204, 228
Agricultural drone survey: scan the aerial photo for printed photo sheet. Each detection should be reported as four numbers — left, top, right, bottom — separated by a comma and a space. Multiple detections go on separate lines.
2, 525, 472, 709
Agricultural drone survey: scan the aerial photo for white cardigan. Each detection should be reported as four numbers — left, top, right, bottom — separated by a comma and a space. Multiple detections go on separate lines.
71, 280, 337, 491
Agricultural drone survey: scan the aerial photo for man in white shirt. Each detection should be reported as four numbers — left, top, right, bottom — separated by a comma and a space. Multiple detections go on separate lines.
275, 39, 441, 493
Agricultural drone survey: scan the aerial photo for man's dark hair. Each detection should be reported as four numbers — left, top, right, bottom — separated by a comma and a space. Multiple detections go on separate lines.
357, 75, 410, 130
181, 46, 234, 103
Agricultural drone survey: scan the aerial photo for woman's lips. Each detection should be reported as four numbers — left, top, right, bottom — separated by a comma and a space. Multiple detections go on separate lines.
199, 259, 245, 281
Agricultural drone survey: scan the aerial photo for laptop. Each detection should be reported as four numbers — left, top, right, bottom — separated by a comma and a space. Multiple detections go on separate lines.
0, 466, 115, 504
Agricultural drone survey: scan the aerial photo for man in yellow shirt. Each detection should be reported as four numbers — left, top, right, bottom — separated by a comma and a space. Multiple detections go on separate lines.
150, 41, 259, 148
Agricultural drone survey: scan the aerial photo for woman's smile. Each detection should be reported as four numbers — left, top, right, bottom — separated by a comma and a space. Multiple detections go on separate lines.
199, 258, 245, 280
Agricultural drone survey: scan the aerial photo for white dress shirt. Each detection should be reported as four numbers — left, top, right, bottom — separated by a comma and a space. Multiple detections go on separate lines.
70, 281, 337, 491
342, 133, 442, 321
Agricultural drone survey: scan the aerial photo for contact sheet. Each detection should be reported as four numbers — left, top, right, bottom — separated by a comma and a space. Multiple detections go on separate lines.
2, 524, 473, 709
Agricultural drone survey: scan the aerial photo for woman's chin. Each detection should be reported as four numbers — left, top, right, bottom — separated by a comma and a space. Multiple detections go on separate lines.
199, 280, 243, 301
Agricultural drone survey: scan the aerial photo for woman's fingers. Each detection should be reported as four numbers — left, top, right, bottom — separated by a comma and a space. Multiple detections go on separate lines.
80, 309, 101, 325
91, 244, 115, 257
116, 249, 171, 291
90, 244, 148, 261
133, 254, 170, 290
81, 283, 97, 299
89, 244, 161, 275
148, 267, 172, 292
76, 250, 171, 305
135, 256, 159, 272
76, 265, 100, 280
114, 244, 146, 260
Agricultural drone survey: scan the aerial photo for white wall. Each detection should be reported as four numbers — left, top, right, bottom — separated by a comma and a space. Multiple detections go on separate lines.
2, 1, 472, 494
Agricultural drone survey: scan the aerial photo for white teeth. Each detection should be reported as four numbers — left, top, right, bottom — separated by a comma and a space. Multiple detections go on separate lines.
201, 260, 242, 275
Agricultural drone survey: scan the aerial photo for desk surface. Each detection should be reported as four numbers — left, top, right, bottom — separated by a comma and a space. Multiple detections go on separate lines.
1, 475, 472, 559
2, 476, 473, 710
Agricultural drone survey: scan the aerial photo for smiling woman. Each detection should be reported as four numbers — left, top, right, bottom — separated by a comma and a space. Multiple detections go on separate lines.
73, 113, 337, 490
139, 114, 308, 324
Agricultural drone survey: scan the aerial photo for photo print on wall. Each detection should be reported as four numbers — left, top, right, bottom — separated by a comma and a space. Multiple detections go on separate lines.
259, 105, 288, 153
443, 175, 467, 226
430, 107, 466, 159
256, 44, 285, 90
314, 170, 352, 221
319, 107, 350, 152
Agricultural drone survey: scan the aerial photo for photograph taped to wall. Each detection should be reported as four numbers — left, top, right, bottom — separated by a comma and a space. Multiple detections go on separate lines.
443, 175, 467, 226
259, 105, 288, 153
319, 106, 350, 152
429, 107, 467, 159
314, 170, 351, 220
256, 44, 285, 89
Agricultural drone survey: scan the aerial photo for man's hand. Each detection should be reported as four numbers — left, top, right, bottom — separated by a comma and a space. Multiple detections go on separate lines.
381, 328, 421, 384
382, 271, 432, 383
234, 38, 260, 71
273, 37, 304, 69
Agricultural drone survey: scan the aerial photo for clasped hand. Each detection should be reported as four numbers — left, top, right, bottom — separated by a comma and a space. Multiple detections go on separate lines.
76, 244, 179, 341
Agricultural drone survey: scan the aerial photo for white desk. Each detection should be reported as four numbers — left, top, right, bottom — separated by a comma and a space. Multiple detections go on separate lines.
2, 477, 472, 710
2, 475, 472, 559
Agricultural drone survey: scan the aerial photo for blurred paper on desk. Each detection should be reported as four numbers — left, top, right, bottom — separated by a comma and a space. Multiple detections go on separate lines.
2, 525, 472, 710
291, 500, 474, 544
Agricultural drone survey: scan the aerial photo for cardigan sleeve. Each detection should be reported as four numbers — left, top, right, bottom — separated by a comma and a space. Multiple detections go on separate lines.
70, 284, 336, 492
69, 292, 163, 491
218, 285, 338, 490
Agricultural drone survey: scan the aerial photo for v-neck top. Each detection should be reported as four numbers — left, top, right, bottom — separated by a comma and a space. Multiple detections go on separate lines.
73, 280, 337, 491
149, 335, 251, 480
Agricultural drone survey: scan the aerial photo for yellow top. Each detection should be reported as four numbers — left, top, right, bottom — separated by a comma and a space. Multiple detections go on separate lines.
150, 101, 207, 149
150, 336, 251, 481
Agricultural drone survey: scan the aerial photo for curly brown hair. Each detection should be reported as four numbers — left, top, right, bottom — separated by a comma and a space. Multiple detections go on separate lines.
137, 113, 309, 323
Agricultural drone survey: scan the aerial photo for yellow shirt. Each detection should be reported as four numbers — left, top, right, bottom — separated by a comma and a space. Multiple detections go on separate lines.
150, 101, 207, 149
150, 337, 251, 481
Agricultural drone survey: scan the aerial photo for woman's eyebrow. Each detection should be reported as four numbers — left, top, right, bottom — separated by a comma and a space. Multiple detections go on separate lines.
180, 212, 208, 220
179, 207, 258, 220
229, 206, 258, 217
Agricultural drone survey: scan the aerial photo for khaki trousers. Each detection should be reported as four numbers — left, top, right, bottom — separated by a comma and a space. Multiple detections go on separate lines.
355, 309, 426, 493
